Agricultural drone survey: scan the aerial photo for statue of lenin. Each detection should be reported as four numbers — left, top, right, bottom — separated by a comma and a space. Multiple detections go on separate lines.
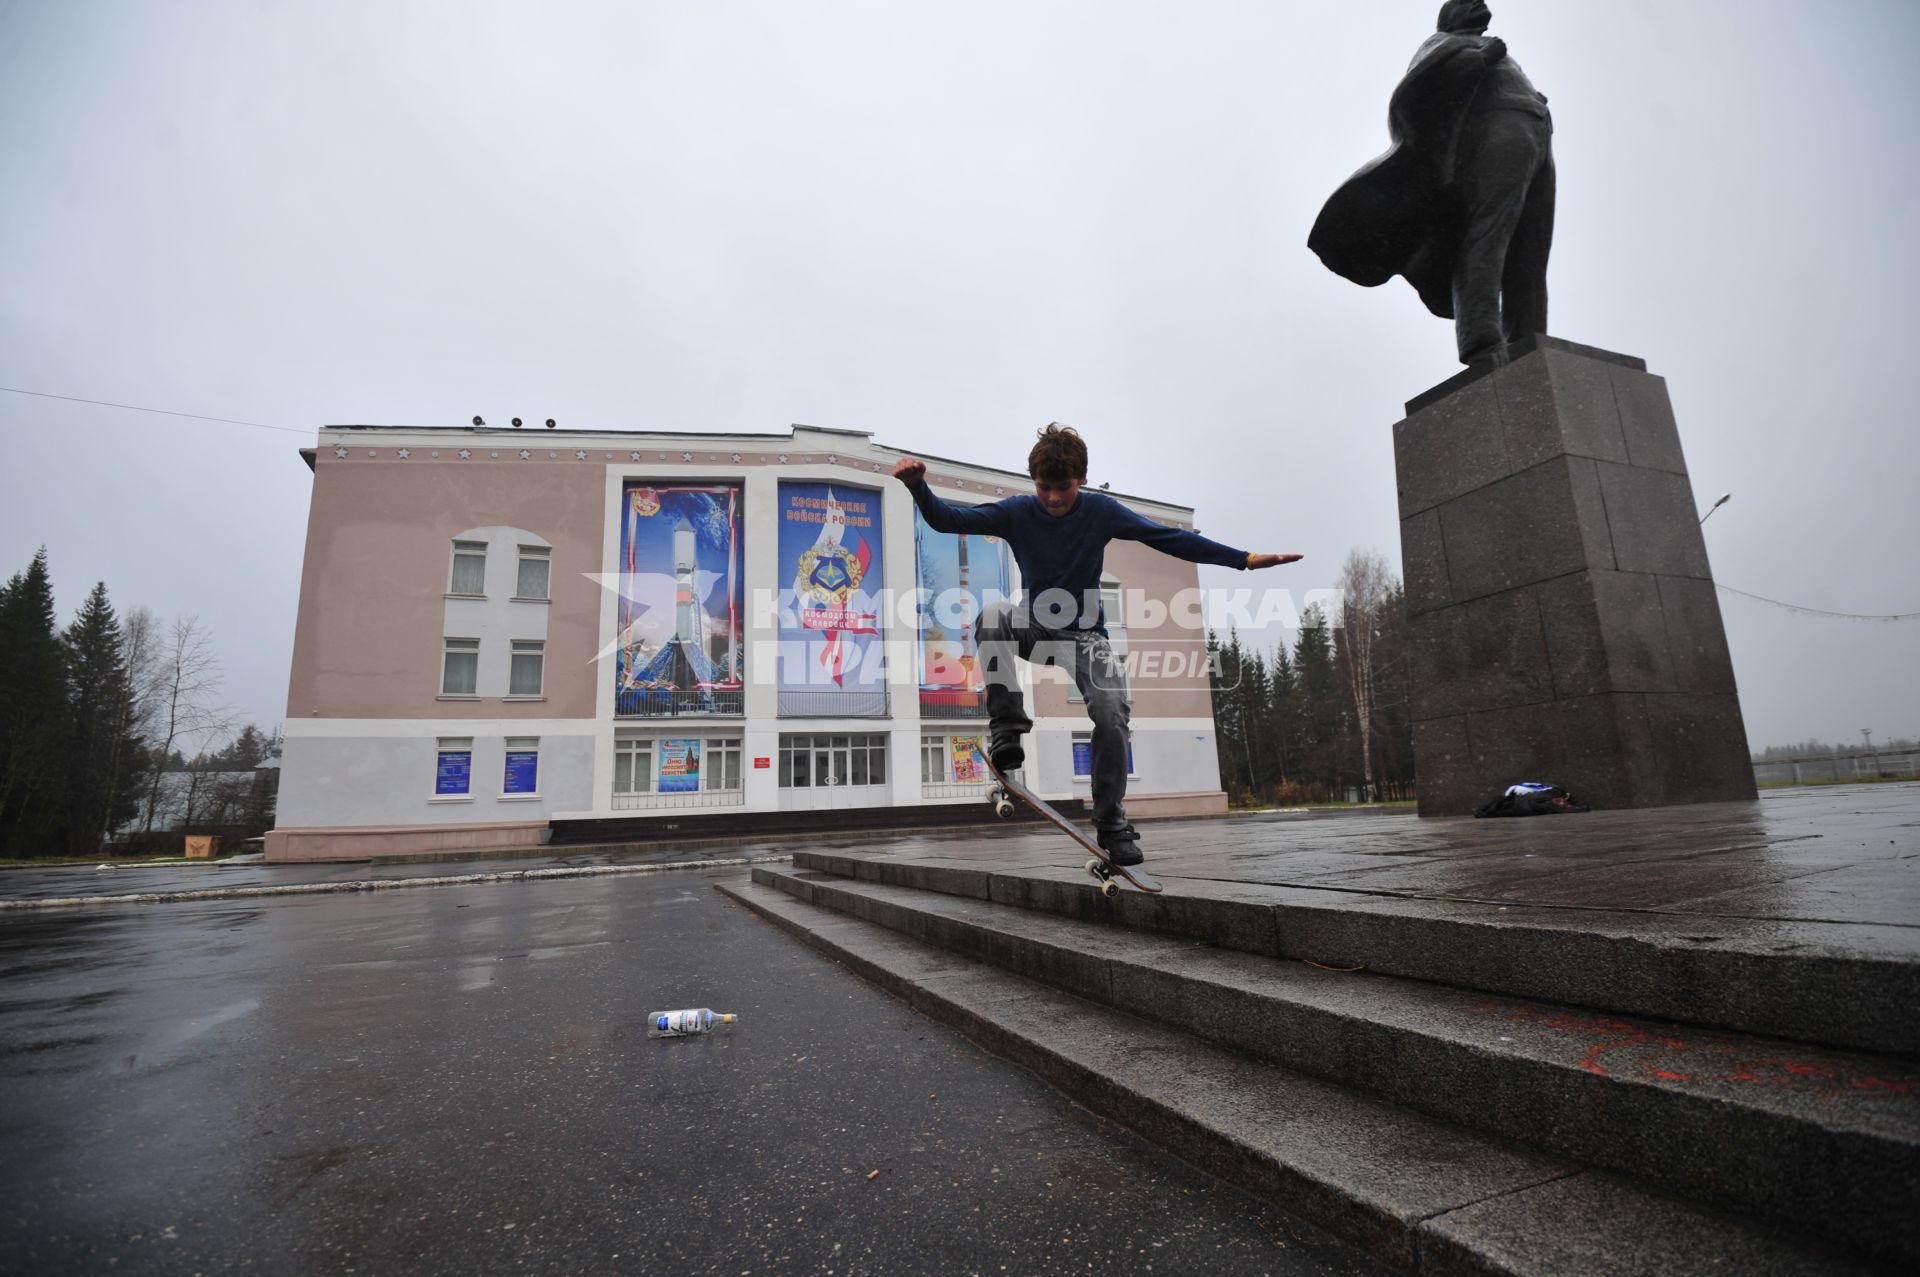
1309, 1, 1555, 366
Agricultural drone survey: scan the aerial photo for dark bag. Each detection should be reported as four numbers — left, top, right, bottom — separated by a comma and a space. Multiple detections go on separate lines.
1474, 782, 1591, 818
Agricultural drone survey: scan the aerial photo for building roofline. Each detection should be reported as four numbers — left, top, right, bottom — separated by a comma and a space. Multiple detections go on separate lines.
310, 422, 1197, 516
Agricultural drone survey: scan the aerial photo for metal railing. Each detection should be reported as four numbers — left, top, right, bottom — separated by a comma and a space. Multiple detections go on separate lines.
615, 687, 744, 718
610, 788, 746, 811
921, 780, 992, 800
777, 689, 890, 717
918, 691, 989, 718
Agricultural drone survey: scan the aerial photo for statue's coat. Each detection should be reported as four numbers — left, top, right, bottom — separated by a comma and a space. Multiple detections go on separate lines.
1308, 33, 1502, 321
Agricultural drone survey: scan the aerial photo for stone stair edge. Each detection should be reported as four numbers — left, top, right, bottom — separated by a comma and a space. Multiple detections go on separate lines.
752, 861, 1920, 1266
717, 874, 1890, 1277
788, 849, 1920, 1057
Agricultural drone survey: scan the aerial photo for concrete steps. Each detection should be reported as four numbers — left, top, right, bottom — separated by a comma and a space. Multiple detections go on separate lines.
721, 876, 1895, 1276
790, 847, 1920, 1056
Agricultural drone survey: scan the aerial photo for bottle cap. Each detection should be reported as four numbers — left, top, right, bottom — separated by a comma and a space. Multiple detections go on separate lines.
720, 1014, 737, 1023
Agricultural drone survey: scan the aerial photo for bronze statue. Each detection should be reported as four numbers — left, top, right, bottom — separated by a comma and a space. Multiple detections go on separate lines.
1309, 1, 1554, 366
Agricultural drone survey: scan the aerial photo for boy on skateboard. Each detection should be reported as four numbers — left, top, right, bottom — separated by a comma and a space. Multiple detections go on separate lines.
892, 423, 1301, 866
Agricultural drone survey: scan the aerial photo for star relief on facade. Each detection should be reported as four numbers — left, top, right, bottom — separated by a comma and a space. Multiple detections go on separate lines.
629, 451, 642, 461
397, 448, 411, 459
576, 450, 589, 461
681, 452, 693, 462
458, 449, 471, 459
333, 446, 349, 458
518, 450, 531, 461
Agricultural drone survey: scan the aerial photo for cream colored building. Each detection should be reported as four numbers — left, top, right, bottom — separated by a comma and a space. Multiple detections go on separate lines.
269, 423, 1228, 861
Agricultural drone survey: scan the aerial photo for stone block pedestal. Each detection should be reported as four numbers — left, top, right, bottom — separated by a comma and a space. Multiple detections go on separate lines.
1396, 336, 1758, 816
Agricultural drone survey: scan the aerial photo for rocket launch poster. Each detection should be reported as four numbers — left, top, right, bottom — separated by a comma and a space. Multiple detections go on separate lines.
616, 483, 742, 697
913, 504, 1013, 702
777, 482, 885, 701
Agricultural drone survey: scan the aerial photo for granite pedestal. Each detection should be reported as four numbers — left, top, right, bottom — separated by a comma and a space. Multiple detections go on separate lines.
1395, 336, 1758, 816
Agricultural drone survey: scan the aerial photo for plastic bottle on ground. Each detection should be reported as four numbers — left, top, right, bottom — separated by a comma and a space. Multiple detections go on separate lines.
647, 1007, 738, 1037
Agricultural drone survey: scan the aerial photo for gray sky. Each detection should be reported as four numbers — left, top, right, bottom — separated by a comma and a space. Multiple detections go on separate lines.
3, 0, 1917, 752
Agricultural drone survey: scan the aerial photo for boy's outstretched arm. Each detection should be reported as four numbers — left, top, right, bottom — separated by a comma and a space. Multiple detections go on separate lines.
892, 456, 1011, 535
1109, 499, 1301, 570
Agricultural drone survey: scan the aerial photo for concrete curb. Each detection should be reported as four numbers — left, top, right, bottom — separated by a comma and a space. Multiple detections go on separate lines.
0, 854, 794, 911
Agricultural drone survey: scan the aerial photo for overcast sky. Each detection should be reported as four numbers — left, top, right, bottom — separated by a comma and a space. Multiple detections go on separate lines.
3, 0, 1916, 753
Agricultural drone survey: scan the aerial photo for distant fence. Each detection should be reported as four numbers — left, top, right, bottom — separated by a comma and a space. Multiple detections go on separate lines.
1753, 748, 1920, 786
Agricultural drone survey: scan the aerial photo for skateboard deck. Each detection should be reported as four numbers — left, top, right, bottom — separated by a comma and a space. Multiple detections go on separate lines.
982, 758, 1163, 895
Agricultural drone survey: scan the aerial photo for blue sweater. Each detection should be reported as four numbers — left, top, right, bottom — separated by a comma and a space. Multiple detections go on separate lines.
908, 481, 1249, 631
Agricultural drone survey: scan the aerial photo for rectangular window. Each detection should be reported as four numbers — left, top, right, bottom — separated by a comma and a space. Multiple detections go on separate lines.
614, 736, 741, 795
509, 640, 545, 696
705, 739, 742, 792
921, 735, 948, 785
503, 737, 539, 795
442, 638, 479, 695
1071, 731, 1136, 779
435, 737, 473, 796
516, 546, 551, 600
778, 733, 888, 788
450, 541, 487, 596
614, 739, 654, 795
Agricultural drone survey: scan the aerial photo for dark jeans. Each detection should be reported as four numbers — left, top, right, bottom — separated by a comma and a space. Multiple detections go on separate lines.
977, 599, 1131, 835
1452, 108, 1556, 363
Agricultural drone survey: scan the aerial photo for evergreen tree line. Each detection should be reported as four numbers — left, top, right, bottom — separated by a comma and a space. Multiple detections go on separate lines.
0, 547, 278, 857
1206, 550, 1417, 806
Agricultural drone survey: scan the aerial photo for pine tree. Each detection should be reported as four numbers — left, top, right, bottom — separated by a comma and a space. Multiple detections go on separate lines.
61, 583, 146, 853
1292, 604, 1344, 798
0, 549, 72, 854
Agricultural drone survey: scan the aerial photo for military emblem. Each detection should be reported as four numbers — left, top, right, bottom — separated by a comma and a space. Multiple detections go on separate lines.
630, 488, 662, 517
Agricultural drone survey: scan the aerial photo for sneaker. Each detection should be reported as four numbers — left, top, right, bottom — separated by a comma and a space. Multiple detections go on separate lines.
988, 728, 1025, 772
1098, 824, 1144, 867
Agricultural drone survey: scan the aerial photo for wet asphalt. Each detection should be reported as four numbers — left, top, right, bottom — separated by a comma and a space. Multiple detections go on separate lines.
0, 867, 1385, 1276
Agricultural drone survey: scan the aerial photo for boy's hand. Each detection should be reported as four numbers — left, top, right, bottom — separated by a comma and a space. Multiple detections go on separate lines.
1247, 553, 1304, 569
891, 457, 927, 485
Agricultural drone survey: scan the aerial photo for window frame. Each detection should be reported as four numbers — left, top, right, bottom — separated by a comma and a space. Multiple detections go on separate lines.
501, 736, 540, 798
515, 545, 552, 601
441, 637, 480, 697
434, 736, 475, 799
449, 540, 488, 597
508, 639, 546, 698
777, 732, 888, 789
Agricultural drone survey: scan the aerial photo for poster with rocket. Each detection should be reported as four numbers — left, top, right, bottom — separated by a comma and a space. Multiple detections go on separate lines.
616, 483, 742, 707
777, 482, 884, 695
913, 504, 1014, 705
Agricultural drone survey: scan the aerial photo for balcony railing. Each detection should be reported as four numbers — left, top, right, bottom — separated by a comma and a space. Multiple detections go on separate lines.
615, 687, 744, 718
918, 690, 989, 718
777, 689, 890, 718
610, 788, 746, 811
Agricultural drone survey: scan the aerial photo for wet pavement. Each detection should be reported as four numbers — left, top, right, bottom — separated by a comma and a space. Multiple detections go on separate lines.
7, 786, 1915, 941
0, 867, 1387, 1276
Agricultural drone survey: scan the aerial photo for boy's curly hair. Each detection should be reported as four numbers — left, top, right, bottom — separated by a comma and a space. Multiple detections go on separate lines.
1027, 422, 1088, 482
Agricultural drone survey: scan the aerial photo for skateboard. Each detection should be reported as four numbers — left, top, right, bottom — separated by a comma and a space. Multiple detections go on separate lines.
982, 757, 1163, 896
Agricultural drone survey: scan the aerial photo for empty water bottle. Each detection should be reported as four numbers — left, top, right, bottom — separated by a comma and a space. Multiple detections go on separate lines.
647, 1007, 738, 1037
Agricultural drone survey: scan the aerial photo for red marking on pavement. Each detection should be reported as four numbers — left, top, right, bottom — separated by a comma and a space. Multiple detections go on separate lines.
1461, 1002, 1916, 1099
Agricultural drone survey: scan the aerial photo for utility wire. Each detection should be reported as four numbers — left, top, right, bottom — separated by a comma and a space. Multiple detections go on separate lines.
1716, 583, 1920, 622
0, 386, 310, 436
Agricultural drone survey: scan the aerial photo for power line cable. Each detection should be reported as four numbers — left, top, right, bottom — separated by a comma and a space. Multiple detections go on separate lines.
1716, 583, 1920, 622
0, 386, 310, 436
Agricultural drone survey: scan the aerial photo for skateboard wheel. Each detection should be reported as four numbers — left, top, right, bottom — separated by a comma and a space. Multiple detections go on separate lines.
994, 799, 1015, 819
1100, 880, 1119, 898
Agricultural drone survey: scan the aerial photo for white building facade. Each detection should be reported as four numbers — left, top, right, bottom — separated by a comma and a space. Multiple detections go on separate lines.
269, 424, 1229, 861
